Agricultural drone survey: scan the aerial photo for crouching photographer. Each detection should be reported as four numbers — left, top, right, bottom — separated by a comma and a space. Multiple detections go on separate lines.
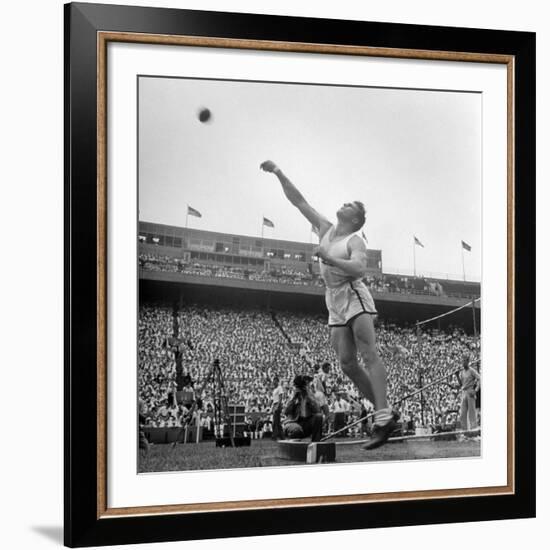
283, 375, 323, 442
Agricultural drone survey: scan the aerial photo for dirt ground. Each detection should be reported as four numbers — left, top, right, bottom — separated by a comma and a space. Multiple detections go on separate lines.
139, 437, 481, 473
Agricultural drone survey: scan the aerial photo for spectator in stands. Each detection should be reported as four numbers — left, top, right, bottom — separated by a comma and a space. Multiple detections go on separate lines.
360, 398, 375, 437
157, 398, 174, 418
456, 355, 480, 435
332, 392, 351, 435
333, 393, 351, 414
178, 376, 195, 410
139, 251, 479, 298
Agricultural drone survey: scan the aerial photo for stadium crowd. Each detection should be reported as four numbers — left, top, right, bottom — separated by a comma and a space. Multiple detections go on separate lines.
139, 252, 480, 298
138, 305, 179, 421
140, 253, 323, 287
139, 302, 480, 434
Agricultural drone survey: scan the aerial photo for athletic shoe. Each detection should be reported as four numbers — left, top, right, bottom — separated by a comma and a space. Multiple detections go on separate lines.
362, 418, 397, 450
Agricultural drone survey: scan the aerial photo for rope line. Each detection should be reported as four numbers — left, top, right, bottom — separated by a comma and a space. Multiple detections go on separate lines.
334, 428, 481, 446
415, 297, 480, 327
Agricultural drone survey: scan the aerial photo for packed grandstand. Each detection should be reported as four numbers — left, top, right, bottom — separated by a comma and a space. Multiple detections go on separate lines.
138, 222, 481, 438
139, 252, 480, 299
138, 302, 480, 435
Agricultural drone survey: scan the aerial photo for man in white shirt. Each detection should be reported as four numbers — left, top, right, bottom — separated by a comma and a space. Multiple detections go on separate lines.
333, 394, 351, 413
271, 377, 285, 440
332, 392, 351, 435
313, 362, 331, 419
360, 397, 375, 436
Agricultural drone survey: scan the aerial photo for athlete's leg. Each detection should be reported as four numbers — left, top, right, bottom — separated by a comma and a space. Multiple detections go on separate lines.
350, 314, 389, 411
330, 326, 376, 404
349, 314, 395, 450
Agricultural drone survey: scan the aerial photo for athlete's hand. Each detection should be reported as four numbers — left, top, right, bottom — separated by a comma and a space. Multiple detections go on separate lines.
260, 160, 280, 174
313, 244, 332, 263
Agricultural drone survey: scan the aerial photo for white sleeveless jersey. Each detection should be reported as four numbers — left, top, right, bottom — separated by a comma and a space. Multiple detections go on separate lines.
313, 372, 326, 394
318, 226, 367, 288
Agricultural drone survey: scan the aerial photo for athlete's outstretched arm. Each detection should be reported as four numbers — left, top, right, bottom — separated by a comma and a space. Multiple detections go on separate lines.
260, 160, 331, 235
315, 235, 368, 279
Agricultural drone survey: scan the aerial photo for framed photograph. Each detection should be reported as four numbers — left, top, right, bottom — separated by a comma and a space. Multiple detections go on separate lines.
64, 2, 535, 547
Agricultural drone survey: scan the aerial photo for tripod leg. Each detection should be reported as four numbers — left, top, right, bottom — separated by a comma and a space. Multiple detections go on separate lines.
195, 411, 201, 443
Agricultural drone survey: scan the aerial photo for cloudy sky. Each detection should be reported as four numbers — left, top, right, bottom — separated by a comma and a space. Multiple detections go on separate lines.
139, 76, 481, 281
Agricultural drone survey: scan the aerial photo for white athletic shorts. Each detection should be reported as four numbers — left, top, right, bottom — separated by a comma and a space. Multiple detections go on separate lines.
325, 280, 377, 327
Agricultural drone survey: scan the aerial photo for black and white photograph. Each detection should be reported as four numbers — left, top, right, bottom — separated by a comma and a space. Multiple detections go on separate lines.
0, 0, 542, 546
56, 1, 536, 547
137, 75, 482, 473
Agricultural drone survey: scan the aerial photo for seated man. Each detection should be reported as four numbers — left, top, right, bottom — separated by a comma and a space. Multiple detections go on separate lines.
283, 375, 323, 442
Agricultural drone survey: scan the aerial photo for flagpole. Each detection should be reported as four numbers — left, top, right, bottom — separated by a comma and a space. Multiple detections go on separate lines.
461, 245, 466, 281
413, 237, 417, 277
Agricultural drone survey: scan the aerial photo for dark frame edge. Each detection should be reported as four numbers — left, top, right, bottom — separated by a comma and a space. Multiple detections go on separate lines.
63, 3, 72, 545
513, 30, 536, 519
64, 2, 536, 547
65, 2, 103, 547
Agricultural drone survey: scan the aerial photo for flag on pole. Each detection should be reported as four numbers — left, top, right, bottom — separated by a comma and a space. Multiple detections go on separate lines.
187, 206, 202, 218
461, 240, 472, 251
262, 217, 275, 228
414, 236, 424, 248
361, 230, 368, 244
